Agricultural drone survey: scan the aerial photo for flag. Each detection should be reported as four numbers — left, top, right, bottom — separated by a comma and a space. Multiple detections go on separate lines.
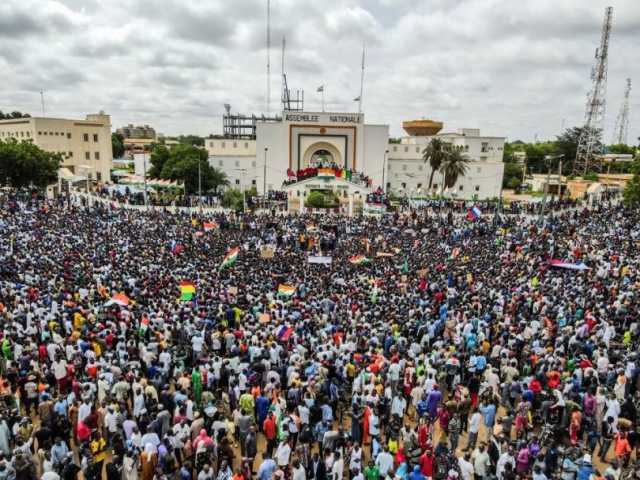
277, 325, 294, 341
376, 252, 395, 258
203, 222, 218, 231
171, 241, 184, 255
466, 205, 482, 221
220, 247, 239, 269
107, 293, 129, 307
548, 259, 590, 271
317, 85, 324, 92
400, 259, 409, 273
139, 315, 150, 335
179, 281, 196, 301
349, 255, 370, 265
277, 284, 296, 297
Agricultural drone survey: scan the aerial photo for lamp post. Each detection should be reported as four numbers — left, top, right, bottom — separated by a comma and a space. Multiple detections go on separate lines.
382, 149, 389, 193
198, 155, 202, 211
263, 147, 268, 200
142, 149, 148, 208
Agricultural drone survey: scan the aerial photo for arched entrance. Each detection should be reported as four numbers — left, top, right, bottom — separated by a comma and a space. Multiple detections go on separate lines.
302, 142, 342, 169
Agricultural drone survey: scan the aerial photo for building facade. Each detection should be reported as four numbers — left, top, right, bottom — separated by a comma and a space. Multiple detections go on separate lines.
386, 127, 505, 199
116, 124, 156, 140
0, 112, 113, 182
205, 113, 505, 201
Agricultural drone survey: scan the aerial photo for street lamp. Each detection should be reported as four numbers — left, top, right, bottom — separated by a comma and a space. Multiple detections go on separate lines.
382, 149, 389, 193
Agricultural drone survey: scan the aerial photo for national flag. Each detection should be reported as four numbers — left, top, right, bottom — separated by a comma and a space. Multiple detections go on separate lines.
376, 252, 395, 258
179, 281, 196, 301
466, 205, 482, 221
171, 241, 184, 255
317, 85, 324, 92
277, 284, 296, 297
220, 247, 240, 269
349, 255, 370, 265
107, 293, 130, 307
277, 325, 294, 341
548, 259, 590, 271
203, 222, 218, 231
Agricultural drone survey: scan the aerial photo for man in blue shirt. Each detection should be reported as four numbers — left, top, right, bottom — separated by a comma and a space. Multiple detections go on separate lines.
480, 402, 496, 440
257, 453, 277, 480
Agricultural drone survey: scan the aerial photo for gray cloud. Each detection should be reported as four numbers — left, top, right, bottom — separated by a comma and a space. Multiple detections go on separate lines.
2, 0, 639, 141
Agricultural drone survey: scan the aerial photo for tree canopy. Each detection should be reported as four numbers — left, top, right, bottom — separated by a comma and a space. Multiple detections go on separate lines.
0, 111, 31, 119
0, 139, 61, 189
111, 133, 125, 158
148, 144, 228, 194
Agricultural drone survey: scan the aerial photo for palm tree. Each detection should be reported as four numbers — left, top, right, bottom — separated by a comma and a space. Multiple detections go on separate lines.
209, 167, 229, 194
422, 138, 448, 191
439, 147, 470, 193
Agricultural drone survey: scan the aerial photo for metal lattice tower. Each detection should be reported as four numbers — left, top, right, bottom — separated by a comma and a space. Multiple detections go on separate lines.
611, 78, 631, 145
266, 0, 271, 114
574, 6, 613, 175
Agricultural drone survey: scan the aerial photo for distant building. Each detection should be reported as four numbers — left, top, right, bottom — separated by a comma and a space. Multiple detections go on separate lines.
116, 124, 156, 140
0, 112, 113, 184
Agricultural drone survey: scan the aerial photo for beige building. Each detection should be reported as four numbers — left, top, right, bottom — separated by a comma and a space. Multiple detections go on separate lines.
0, 112, 113, 183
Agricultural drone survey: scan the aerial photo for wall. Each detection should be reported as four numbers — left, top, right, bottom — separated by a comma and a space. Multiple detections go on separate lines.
205, 138, 256, 156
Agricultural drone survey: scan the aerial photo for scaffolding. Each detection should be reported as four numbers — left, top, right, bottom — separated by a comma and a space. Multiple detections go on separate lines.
222, 104, 281, 139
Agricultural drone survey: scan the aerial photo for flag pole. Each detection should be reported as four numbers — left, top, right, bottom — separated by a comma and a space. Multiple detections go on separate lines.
358, 43, 365, 114
322, 86, 325, 112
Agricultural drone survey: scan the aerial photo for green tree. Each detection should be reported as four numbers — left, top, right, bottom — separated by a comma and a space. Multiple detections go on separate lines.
148, 145, 171, 178
555, 126, 602, 173
0, 138, 61, 189
0, 111, 30, 119
607, 144, 636, 155
111, 133, 125, 158
176, 135, 204, 147
157, 144, 227, 194
440, 148, 470, 190
503, 162, 523, 189
623, 173, 640, 207
422, 138, 448, 191
221, 188, 244, 210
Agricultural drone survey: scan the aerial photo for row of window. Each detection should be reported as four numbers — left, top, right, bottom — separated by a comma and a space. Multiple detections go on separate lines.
38, 131, 71, 138
210, 141, 251, 149
217, 159, 257, 168
395, 182, 481, 192
390, 143, 502, 154
0, 131, 31, 138
233, 179, 258, 186
392, 164, 483, 174
55, 151, 101, 160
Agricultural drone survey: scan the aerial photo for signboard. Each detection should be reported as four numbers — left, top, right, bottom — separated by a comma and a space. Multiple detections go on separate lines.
284, 112, 363, 124
308, 256, 333, 265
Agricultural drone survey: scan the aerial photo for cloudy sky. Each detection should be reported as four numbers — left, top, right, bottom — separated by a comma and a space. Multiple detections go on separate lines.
2, 0, 639, 142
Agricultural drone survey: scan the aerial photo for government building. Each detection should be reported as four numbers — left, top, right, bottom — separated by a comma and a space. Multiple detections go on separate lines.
205, 108, 504, 212
0, 112, 113, 186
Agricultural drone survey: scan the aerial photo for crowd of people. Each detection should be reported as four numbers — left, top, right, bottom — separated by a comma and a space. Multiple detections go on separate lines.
0, 193, 639, 480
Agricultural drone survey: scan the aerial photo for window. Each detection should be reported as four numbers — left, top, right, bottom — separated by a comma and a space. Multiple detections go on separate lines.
417, 183, 422, 189
386, 182, 391, 190
85, 152, 90, 160
401, 182, 406, 189
465, 145, 469, 151
480, 156, 487, 161
54, 132, 59, 136
210, 141, 214, 147
221, 142, 226, 148
459, 185, 464, 191
233, 142, 237, 148
416, 147, 420, 153
244, 142, 249, 149
251, 179, 256, 185
68, 151, 73, 157
251, 161, 256, 168
43, 131, 47, 135
93, 134, 98, 142
235, 160, 240, 167
393, 146, 397, 152
94, 152, 100, 160
235, 179, 240, 185
401, 164, 407, 171
418, 165, 424, 171
49, 131, 53, 136
404, 146, 409, 152
83, 133, 89, 142
475, 185, 480, 192
433, 183, 438, 190
481, 142, 489, 153
67, 133, 71, 139
38, 131, 42, 135
218, 160, 223, 166
26, 132, 30, 138
96, 172, 102, 181
476, 167, 482, 173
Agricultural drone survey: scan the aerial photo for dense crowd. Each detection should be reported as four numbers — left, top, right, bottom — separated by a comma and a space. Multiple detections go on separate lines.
0, 195, 639, 480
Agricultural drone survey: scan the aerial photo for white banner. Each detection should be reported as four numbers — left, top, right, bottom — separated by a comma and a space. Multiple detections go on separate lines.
308, 256, 333, 265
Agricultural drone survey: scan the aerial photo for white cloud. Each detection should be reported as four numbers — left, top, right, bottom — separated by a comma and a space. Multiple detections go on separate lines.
1, 0, 639, 143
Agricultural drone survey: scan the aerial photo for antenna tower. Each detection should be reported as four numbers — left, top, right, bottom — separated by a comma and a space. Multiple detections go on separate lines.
573, 6, 613, 175
266, 0, 271, 114
611, 78, 631, 145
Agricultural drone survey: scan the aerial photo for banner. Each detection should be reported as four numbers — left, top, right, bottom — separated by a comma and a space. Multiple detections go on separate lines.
308, 256, 333, 265
317, 168, 335, 178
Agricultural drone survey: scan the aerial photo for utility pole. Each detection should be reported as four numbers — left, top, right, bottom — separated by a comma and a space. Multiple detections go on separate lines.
40, 90, 45, 116
558, 157, 564, 200
198, 156, 202, 211
143, 150, 148, 208
263, 148, 268, 198
382, 150, 388, 193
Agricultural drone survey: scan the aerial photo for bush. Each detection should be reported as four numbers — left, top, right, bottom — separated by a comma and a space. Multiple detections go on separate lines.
221, 189, 244, 210
305, 190, 340, 208
583, 172, 599, 181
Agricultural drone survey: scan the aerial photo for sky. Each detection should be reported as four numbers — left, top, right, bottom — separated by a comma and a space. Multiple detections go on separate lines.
1, 0, 639, 143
